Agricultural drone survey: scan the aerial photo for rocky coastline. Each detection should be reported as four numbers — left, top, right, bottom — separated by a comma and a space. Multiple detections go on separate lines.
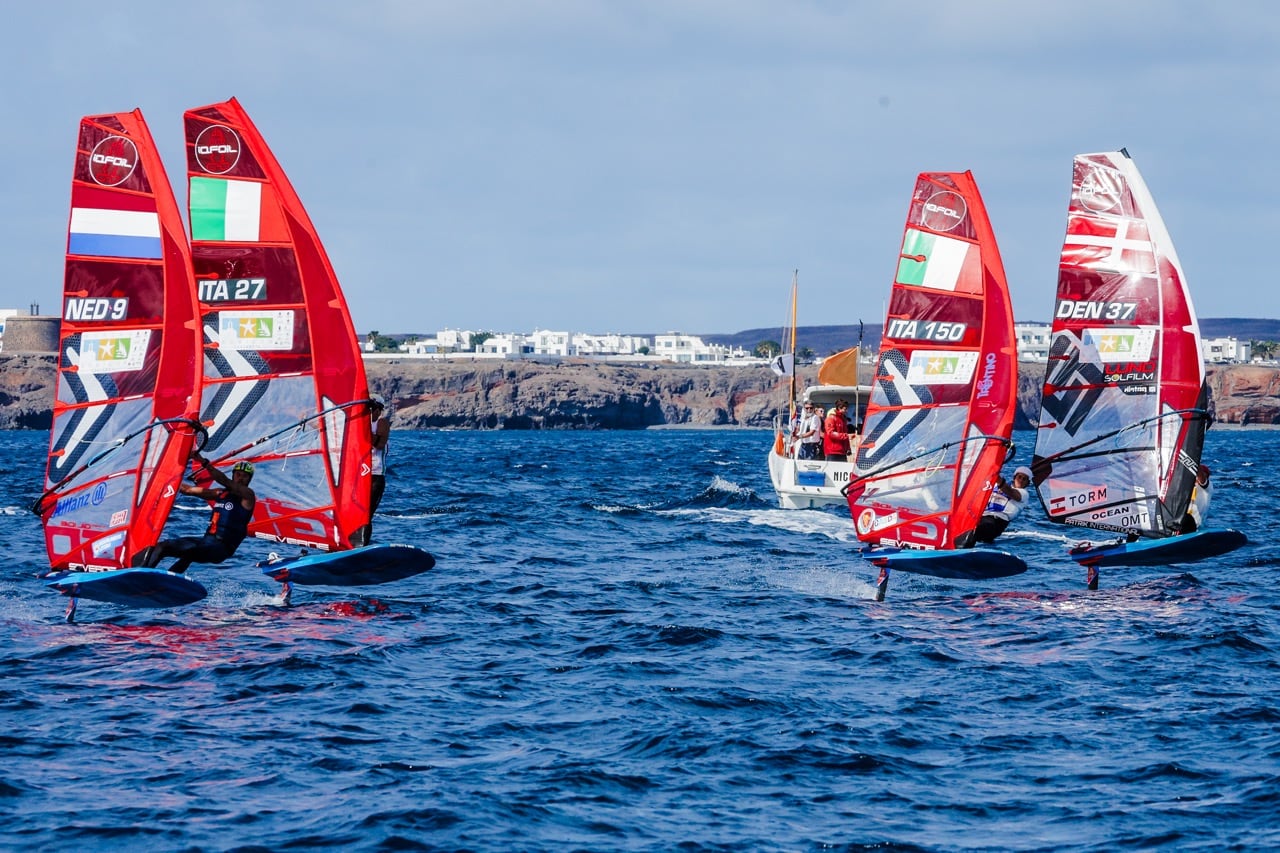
2, 353, 1278, 431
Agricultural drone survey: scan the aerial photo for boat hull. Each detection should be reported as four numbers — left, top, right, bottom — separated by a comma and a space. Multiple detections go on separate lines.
1068, 528, 1247, 568
767, 448, 856, 509
862, 546, 1028, 580
259, 543, 435, 587
46, 569, 208, 608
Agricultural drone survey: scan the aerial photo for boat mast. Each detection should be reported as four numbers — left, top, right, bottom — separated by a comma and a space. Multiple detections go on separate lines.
855, 319, 864, 425
788, 269, 798, 419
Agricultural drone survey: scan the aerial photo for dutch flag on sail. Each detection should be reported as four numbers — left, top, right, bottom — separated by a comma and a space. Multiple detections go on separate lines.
67, 185, 161, 260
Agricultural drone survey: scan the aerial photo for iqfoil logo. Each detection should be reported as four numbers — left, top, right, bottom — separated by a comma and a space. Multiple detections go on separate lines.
194, 124, 241, 174
89, 136, 139, 186
921, 190, 967, 232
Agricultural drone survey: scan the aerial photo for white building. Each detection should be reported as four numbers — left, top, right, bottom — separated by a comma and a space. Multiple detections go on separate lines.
399, 328, 476, 355
652, 333, 748, 364
0, 308, 19, 352
530, 329, 571, 356
572, 333, 650, 357
1015, 322, 1052, 362
477, 333, 533, 357
1203, 336, 1251, 363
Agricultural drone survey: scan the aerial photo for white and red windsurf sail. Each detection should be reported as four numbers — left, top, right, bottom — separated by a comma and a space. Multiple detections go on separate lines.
845, 172, 1018, 550
184, 98, 372, 551
37, 110, 203, 571
1032, 150, 1208, 537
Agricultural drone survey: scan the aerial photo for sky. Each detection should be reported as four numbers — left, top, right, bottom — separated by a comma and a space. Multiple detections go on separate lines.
3, 1, 1278, 337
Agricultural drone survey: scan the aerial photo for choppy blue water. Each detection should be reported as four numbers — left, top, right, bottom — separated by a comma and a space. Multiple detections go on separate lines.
1, 427, 1277, 851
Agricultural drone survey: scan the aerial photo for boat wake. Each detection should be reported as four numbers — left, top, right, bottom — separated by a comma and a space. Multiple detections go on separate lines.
658, 505, 861, 543
647, 476, 770, 511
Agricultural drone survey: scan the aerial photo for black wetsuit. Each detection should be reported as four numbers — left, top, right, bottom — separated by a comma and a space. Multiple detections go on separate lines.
146, 490, 254, 574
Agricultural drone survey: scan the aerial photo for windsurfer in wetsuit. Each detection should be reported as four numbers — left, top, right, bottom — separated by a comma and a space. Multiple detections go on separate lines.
139, 452, 257, 574
1180, 464, 1212, 534
356, 395, 390, 546
961, 465, 1031, 547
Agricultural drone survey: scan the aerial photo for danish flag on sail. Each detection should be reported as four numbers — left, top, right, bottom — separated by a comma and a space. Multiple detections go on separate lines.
1061, 214, 1157, 274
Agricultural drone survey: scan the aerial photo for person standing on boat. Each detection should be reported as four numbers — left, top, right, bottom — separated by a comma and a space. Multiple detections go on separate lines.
1180, 464, 1212, 533
797, 403, 823, 460
138, 452, 257, 574
823, 400, 853, 461
358, 395, 390, 545
964, 465, 1031, 546
787, 407, 804, 457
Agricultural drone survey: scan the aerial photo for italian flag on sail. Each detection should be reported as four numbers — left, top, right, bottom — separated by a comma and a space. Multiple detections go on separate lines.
897, 229, 977, 292
190, 177, 287, 242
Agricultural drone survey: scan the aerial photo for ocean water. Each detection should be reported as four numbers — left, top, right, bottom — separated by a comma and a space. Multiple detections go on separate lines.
1, 427, 1277, 851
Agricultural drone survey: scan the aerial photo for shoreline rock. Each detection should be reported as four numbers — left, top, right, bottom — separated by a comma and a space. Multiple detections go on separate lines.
3, 354, 1278, 430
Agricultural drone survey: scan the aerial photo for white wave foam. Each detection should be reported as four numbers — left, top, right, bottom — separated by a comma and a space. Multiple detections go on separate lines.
661, 506, 861, 542
591, 504, 634, 514
708, 474, 751, 496
767, 565, 880, 600
1002, 529, 1074, 544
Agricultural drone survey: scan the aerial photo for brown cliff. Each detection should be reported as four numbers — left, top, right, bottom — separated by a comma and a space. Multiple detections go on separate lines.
1207, 365, 1280, 425
0, 354, 57, 430
364, 359, 784, 428
2, 354, 1277, 430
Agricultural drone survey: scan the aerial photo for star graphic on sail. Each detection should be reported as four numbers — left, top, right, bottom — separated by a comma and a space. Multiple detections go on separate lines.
926, 356, 957, 375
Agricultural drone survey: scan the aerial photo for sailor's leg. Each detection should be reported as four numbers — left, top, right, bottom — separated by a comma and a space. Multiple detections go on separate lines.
875, 565, 890, 602
140, 542, 169, 568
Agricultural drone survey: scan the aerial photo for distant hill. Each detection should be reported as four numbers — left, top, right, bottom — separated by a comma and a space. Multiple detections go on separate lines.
701, 318, 1280, 357
702, 325, 883, 357
1199, 318, 1280, 339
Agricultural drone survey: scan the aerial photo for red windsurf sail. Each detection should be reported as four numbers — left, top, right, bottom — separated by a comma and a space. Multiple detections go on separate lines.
1032, 149, 1208, 537
184, 98, 372, 551
37, 110, 203, 570
846, 172, 1018, 550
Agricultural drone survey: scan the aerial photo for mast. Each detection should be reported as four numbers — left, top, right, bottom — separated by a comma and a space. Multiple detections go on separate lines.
788, 269, 798, 419
855, 319, 864, 424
